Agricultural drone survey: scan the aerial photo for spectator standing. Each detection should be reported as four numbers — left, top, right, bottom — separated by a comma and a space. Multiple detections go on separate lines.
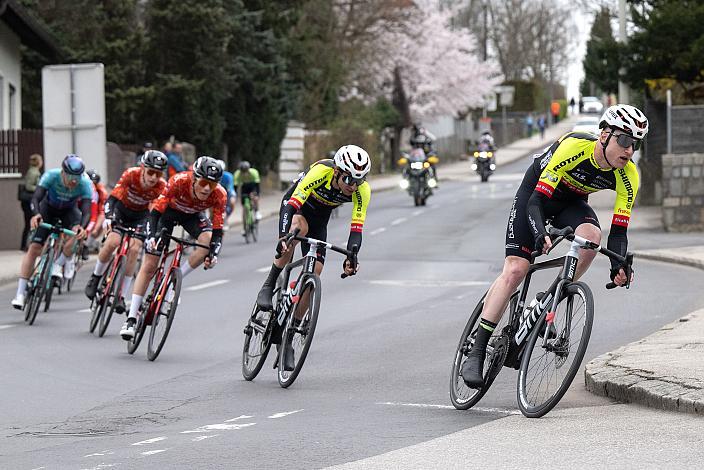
19, 154, 43, 251
167, 142, 187, 179
550, 101, 561, 124
525, 113, 534, 138
569, 97, 576, 115
537, 114, 546, 139
578, 97, 584, 114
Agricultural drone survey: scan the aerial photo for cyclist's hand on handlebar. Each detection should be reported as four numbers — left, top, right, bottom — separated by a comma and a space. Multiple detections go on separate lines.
204, 255, 217, 270
72, 225, 87, 240
102, 218, 113, 232
30, 214, 42, 230
145, 237, 158, 252
610, 267, 633, 287
342, 258, 358, 277
534, 233, 552, 255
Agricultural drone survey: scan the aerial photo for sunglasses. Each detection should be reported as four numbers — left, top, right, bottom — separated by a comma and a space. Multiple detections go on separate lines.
340, 173, 365, 186
195, 178, 218, 190
145, 168, 163, 178
612, 132, 642, 151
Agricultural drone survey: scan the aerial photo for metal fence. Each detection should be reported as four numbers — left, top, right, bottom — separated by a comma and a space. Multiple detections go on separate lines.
0, 129, 43, 175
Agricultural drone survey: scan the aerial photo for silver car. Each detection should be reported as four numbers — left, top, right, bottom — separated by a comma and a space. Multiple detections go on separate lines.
582, 96, 604, 114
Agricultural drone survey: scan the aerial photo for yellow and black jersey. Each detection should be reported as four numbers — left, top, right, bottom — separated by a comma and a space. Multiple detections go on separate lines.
531, 132, 639, 228
287, 159, 371, 233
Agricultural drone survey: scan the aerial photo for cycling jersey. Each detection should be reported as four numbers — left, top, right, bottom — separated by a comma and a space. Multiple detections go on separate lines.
233, 168, 261, 186
220, 171, 235, 199
286, 159, 371, 234
37, 168, 93, 210
152, 171, 227, 229
532, 132, 639, 228
110, 167, 166, 212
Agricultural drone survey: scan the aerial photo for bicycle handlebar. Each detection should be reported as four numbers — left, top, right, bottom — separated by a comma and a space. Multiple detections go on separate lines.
39, 222, 76, 237
275, 228, 359, 278
533, 226, 634, 290
159, 228, 210, 251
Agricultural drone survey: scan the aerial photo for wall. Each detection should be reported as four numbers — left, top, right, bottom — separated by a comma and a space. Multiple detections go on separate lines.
0, 22, 22, 129
662, 153, 704, 232
672, 105, 704, 154
0, 175, 25, 250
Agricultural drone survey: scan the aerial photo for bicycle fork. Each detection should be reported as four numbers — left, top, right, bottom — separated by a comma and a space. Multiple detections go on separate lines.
542, 240, 581, 348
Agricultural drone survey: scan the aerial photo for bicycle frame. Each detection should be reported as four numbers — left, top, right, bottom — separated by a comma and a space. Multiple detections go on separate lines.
143, 240, 185, 324
275, 242, 319, 327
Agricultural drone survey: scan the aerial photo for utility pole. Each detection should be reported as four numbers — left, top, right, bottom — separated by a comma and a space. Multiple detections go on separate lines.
482, 1, 488, 61
618, 0, 630, 104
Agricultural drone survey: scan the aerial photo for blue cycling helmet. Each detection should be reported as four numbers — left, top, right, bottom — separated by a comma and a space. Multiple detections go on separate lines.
62, 154, 85, 175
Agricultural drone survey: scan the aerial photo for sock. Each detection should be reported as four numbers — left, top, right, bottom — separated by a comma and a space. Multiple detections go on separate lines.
93, 259, 109, 276
16, 278, 28, 298
263, 264, 283, 288
121, 276, 134, 298
472, 318, 498, 354
128, 294, 143, 320
180, 262, 194, 278
55, 253, 68, 266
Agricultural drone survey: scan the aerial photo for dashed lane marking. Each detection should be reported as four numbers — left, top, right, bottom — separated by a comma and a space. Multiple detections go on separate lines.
370, 227, 387, 236
377, 402, 521, 415
256, 266, 271, 273
131, 437, 167, 446
180, 415, 255, 434
367, 280, 490, 288
185, 279, 230, 291
141, 449, 169, 456
411, 210, 424, 216
0, 324, 16, 330
390, 217, 407, 226
83, 451, 115, 458
192, 434, 220, 442
78, 308, 92, 313
268, 409, 304, 419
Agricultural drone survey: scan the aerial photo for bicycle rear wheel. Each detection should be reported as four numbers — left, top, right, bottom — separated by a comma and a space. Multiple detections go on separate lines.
517, 281, 594, 418
98, 259, 124, 337
43, 275, 58, 312
449, 292, 513, 410
147, 269, 182, 361
277, 275, 321, 388
127, 310, 148, 355
242, 302, 274, 380
89, 269, 110, 334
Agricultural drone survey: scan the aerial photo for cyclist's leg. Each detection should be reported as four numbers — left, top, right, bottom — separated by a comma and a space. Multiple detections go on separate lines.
553, 199, 601, 280
294, 214, 327, 321
180, 212, 213, 275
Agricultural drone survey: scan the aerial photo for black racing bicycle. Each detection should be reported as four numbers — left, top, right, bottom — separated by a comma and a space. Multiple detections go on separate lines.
450, 226, 633, 418
242, 229, 357, 388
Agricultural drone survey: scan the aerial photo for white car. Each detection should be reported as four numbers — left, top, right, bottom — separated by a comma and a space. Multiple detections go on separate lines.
572, 117, 600, 136
582, 96, 604, 114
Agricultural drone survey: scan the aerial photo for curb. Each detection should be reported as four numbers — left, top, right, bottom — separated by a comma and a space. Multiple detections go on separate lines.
584, 310, 704, 416
634, 250, 704, 271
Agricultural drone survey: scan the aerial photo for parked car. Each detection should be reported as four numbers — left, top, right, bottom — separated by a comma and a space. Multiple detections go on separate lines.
572, 116, 600, 135
582, 96, 604, 114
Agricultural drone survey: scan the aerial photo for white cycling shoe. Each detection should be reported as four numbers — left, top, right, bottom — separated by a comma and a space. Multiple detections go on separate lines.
51, 263, 63, 279
120, 318, 136, 340
11, 294, 25, 310
64, 260, 76, 280
255, 211, 262, 221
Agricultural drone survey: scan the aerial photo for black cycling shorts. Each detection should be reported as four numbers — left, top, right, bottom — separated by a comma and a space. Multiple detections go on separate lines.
505, 168, 600, 260
240, 182, 260, 205
281, 185, 331, 264
146, 208, 212, 255
111, 201, 149, 241
31, 200, 81, 244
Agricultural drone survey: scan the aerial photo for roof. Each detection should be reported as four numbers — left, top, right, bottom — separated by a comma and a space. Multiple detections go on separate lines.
0, 0, 61, 60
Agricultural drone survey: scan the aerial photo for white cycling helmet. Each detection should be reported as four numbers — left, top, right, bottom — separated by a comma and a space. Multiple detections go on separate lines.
599, 104, 649, 139
333, 145, 371, 179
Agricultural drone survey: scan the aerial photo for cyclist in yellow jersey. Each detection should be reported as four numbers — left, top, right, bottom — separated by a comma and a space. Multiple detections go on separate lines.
462, 104, 649, 388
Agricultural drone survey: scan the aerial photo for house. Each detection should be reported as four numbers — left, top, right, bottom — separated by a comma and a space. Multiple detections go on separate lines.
0, 0, 60, 250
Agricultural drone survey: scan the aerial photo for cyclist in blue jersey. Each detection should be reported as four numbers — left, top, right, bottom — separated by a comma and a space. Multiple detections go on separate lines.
11, 155, 93, 309
217, 160, 236, 229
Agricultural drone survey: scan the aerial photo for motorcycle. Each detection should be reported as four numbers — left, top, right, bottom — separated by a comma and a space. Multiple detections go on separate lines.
471, 143, 496, 182
398, 148, 438, 206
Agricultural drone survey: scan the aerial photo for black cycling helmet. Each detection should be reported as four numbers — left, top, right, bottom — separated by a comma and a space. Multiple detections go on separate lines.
239, 160, 251, 171
86, 169, 100, 184
141, 150, 168, 171
194, 156, 223, 182
62, 154, 85, 176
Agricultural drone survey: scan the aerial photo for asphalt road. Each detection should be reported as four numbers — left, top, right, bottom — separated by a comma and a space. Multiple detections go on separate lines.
2, 155, 703, 469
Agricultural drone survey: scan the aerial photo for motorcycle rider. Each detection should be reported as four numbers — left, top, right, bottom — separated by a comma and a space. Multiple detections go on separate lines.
478, 130, 496, 152
410, 124, 439, 182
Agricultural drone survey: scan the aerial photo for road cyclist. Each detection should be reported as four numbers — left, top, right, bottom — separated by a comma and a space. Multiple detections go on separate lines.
233, 161, 262, 237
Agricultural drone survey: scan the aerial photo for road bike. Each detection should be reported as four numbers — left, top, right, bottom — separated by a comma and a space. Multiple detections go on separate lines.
450, 226, 633, 418
242, 193, 258, 244
89, 224, 140, 337
242, 229, 357, 387
63, 238, 86, 293
125, 230, 210, 361
24, 222, 75, 325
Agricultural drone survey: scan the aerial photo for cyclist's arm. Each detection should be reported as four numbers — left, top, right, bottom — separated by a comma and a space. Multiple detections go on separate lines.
348, 183, 371, 251
608, 167, 639, 272
526, 141, 569, 240
209, 190, 227, 258
280, 165, 329, 237
30, 185, 47, 215
104, 195, 119, 220
79, 198, 92, 228
250, 169, 261, 190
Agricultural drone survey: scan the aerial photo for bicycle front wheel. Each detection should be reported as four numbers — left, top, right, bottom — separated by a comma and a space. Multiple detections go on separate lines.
147, 269, 182, 361
242, 302, 274, 380
26, 258, 50, 325
89, 270, 111, 334
277, 275, 321, 388
517, 281, 594, 418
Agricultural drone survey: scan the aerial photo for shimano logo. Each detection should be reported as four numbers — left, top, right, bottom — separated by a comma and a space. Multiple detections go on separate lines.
618, 169, 634, 208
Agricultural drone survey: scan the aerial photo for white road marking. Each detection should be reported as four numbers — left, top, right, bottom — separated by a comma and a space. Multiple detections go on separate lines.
367, 280, 490, 288
0, 324, 16, 330
185, 279, 230, 291
411, 210, 424, 217
225, 415, 253, 422
79, 465, 117, 470
268, 409, 304, 419
180, 421, 256, 433
78, 308, 92, 313
256, 266, 271, 273
131, 436, 167, 446
370, 227, 387, 236
83, 451, 115, 457
390, 217, 407, 226
192, 434, 220, 442
141, 449, 169, 456
377, 402, 521, 415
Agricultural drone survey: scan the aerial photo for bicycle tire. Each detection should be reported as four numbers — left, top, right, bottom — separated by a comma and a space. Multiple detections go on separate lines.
26, 254, 51, 325
147, 268, 182, 361
277, 275, 321, 388
517, 281, 594, 418
242, 302, 274, 381
98, 258, 124, 337
251, 218, 258, 243
43, 276, 55, 312
89, 269, 111, 334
